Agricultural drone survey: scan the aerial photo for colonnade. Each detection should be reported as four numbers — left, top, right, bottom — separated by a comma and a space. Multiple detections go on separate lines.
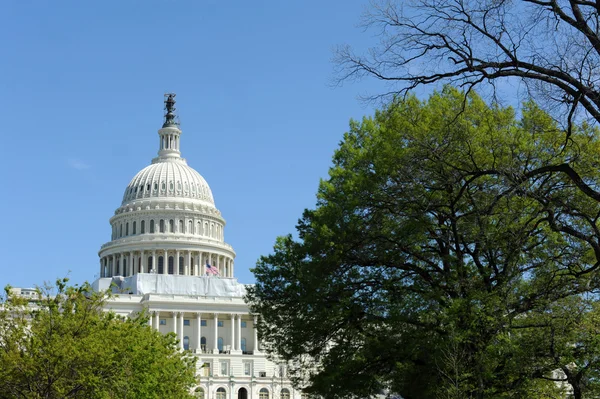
147, 311, 261, 354
99, 250, 233, 278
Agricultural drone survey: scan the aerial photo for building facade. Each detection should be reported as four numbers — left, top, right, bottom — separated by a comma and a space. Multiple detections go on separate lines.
92, 94, 304, 399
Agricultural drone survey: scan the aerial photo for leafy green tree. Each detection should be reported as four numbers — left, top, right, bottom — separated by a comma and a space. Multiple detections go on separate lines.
247, 87, 600, 399
0, 278, 197, 399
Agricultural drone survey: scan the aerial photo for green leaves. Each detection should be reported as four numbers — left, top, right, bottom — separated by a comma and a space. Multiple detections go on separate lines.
0, 279, 196, 399
247, 87, 600, 399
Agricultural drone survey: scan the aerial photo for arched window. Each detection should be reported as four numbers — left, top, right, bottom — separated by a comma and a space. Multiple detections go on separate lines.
150, 220, 155, 233
218, 337, 224, 352
179, 256, 184, 274
183, 336, 189, 351
241, 337, 247, 352
179, 219, 184, 233
147, 256, 153, 272
188, 220, 192, 234
160, 219, 165, 233
216, 387, 226, 399
259, 388, 269, 399
140, 220, 145, 234
168, 256, 174, 274
125, 222, 129, 236
201, 336, 206, 352
281, 389, 290, 399
119, 224, 123, 238
169, 219, 174, 233
158, 256, 164, 274
197, 221, 201, 235
195, 387, 205, 399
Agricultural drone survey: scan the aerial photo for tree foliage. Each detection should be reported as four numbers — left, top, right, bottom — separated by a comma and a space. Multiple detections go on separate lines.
247, 88, 600, 399
335, 0, 600, 135
0, 278, 197, 399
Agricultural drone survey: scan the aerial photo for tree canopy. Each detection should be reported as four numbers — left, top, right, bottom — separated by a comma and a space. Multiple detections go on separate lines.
247, 87, 600, 399
0, 278, 197, 399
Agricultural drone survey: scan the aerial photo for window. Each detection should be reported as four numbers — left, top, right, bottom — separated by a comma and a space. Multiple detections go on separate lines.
169, 219, 174, 233
125, 222, 129, 236
159, 319, 166, 325
147, 256, 153, 272
154, 182, 158, 191
220, 361, 228, 376
150, 220, 155, 233
141, 220, 145, 234
183, 336, 189, 351
201, 320, 207, 327
202, 362, 210, 377
218, 321, 224, 327
259, 388, 269, 399
158, 256, 164, 274
241, 321, 247, 328
216, 388, 226, 399
119, 224, 123, 237
168, 256, 174, 274
241, 337, 247, 352
281, 389, 290, 399
179, 219, 184, 232
301, 394, 310, 399
195, 387, 205, 399
179, 256, 184, 274
243, 361, 252, 376
122, 259, 127, 275
184, 319, 190, 326
188, 220, 193, 233
160, 219, 165, 233
132, 221, 136, 235
218, 337, 223, 352
201, 336, 206, 351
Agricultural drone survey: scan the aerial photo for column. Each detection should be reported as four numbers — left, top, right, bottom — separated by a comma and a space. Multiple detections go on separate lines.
195, 253, 200, 276
151, 250, 156, 273
153, 311, 159, 330
230, 314, 235, 353
140, 250, 145, 274
175, 250, 180, 275
147, 310, 153, 327
164, 250, 168, 274
173, 312, 178, 336
99, 258, 103, 277
237, 314, 242, 352
129, 252, 133, 276
178, 312, 184, 349
188, 251, 192, 276
253, 316, 260, 353
112, 254, 116, 276
195, 312, 202, 352
213, 313, 219, 354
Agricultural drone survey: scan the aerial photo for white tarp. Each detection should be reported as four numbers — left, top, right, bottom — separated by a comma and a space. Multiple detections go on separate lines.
92, 274, 247, 297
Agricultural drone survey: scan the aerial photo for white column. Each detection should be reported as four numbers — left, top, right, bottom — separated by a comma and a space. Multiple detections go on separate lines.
187, 251, 192, 276
175, 250, 180, 275
153, 311, 159, 330
196, 313, 202, 352
237, 314, 242, 352
230, 314, 235, 352
213, 313, 219, 354
195, 253, 199, 276
129, 252, 133, 276
140, 250, 145, 273
173, 312, 178, 336
164, 250, 168, 274
148, 310, 153, 327
111, 254, 116, 276
253, 316, 260, 353
178, 312, 184, 349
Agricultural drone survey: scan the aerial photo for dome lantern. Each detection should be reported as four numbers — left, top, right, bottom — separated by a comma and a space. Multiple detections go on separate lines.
156, 93, 182, 160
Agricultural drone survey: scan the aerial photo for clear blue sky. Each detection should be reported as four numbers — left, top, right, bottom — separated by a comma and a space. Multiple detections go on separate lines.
0, 0, 391, 289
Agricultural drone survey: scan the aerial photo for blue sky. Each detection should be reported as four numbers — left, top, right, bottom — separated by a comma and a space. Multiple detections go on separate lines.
0, 0, 394, 289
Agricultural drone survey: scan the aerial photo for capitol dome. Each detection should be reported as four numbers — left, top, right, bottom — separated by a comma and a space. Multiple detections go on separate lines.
98, 94, 235, 280
121, 160, 215, 206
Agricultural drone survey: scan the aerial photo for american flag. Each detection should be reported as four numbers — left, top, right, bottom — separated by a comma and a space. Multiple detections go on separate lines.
206, 261, 219, 276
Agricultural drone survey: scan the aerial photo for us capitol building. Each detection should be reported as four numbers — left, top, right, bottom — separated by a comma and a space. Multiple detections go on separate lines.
91, 94, 304, 399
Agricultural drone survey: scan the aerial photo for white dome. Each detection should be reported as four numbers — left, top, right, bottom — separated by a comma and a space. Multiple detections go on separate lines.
121, 160, 215, 206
